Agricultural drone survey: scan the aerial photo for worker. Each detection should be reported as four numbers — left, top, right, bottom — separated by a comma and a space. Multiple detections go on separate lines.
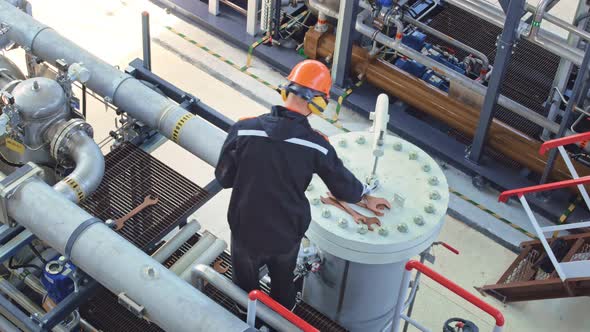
215, 59, 391, 310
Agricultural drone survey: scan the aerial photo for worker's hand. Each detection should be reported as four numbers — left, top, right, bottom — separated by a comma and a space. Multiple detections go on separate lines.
362, 195, 391, 212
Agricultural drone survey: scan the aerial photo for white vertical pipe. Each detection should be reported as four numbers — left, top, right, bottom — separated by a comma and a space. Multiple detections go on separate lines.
391, 269, 412, 332
246, 299, 257, 327
247, 0, 260, 36
209, 0, 220, 16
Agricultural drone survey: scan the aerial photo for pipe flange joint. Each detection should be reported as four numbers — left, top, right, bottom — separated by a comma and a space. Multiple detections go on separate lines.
50, 118, 93, 161
0, 162, 44, 226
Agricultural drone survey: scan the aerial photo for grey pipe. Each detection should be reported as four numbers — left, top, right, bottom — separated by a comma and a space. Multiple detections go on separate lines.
191, 264, 300, 332
525, 2, 590, 43
0, 277, 68, 332
0, 1, 226, 166
152, 220, 201, 263
3, 175, 250, 332
528, 0, 550, 40
0, 312, 20, 332
356, 9, 562, 134
180, 238, 227, 281
403, 16, 489, 78
52, 130, 105, 203
307, 0, 339, 18
170, 232, 216, 275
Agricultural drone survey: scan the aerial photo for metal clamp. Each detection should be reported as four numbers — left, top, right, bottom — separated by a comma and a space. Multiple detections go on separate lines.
0, 163, 44, 226
118, 292, 145, 318
63, 217, 101, 261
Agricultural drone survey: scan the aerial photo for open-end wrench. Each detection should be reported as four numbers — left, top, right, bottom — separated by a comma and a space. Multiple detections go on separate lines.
321, 195, 381, 231
115, 195, 159, 230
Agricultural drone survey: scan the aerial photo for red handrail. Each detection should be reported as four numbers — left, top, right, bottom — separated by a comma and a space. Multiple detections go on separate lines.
539, 132, 590, 155
405, 260, 505, 328
498, 176, 590, 202
247, 290, 319, 332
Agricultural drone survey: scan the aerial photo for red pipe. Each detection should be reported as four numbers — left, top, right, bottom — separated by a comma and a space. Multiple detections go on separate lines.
539, 131, 590, 155
498, 176, 590, 202
405, 260, 505, 327
248, 290, 319, 332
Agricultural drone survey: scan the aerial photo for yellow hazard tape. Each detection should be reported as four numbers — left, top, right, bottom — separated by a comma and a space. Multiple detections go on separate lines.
64, 177, 85, 202
172, 113, 194, 143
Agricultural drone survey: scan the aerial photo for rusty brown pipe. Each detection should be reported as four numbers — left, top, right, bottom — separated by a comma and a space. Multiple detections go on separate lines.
304, 30, 589, 181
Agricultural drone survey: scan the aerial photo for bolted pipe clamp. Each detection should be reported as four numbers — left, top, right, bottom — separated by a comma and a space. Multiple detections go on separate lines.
0, 162, 44, 226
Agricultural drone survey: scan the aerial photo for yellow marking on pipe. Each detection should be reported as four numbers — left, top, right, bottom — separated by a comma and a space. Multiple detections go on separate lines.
64, 177, 85, 202
171, 113, 195, 143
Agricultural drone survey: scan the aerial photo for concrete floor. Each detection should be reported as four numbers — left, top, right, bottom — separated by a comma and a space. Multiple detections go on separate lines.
5, 0, 590, 331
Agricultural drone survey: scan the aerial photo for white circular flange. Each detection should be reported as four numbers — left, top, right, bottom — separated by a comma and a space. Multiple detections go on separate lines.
305, 132, 449, 264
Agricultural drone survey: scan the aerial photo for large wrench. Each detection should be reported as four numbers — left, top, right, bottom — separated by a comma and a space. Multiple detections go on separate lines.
321, 195, 381, 231
115, 195, 159, 230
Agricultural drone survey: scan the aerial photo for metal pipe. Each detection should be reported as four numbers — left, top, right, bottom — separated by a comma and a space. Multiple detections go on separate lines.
151, 220, 201, 263
0, 1, 227, 167
0, 311, 20, 332
403, 15, 489, 79
142, 12, 152, 71
307, 0, 339, 18
169, 232, 216, 275
528, 0, 550, 39
51, 130, 104, 203
355, 9, 562, 134
0, 293, 40, 332
525, 3, 590, 43
0, 277, 67, 332
220, 0, 248, 15
180, 238, 227, 281
191, 264, 300, 332
3, 175, 250, 332
447, 0, 588, 67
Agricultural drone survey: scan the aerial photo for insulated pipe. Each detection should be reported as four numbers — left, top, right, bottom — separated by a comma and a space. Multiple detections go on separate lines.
0, 1, 226, 166
191, 264, 300, 332
3, 175, 250, 332
52, 130, 105, 203
180, 238, 227, 281
355, 10, 562, 134
169, 232, 216, 275
0, 277, 68, 332
403, 15, 489, 79
152, 220, 201, 263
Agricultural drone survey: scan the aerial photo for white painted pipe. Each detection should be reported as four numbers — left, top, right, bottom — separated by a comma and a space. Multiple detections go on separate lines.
180, 238, 227, 281
152, 220, 202, 263
0, 313, 19, 332
0, 1, 226, 166
3, 175, 250, 332
169, 232, 216, 275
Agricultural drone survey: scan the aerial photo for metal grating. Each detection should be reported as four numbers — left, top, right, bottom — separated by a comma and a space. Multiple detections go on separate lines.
503, 249, 541, 284
80, 142, 209, 251
82, 232, 346, 331
426, 4, 560, 138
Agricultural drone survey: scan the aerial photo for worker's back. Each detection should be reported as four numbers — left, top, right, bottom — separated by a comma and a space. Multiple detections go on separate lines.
215, 106, 363, 255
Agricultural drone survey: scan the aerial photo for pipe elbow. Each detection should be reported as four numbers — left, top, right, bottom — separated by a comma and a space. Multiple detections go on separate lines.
53, 130, 104, 203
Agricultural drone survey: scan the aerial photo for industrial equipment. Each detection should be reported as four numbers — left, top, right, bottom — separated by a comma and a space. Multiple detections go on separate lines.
10, 0, 590, 331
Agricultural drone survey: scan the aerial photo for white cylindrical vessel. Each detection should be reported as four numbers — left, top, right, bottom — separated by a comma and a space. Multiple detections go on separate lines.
304, 131, 449, 331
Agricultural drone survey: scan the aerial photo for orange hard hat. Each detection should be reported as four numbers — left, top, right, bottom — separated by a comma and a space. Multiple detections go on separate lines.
287, 60, 332, 98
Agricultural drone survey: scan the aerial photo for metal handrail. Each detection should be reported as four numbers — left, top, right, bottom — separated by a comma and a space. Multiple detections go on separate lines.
247, 290, 319, 332
539, 132, 590, 155
392, 260, 505, 332
498, 176, 590, 202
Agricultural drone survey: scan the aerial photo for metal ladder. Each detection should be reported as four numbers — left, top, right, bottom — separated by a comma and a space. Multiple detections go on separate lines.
499, 131, 590, 281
